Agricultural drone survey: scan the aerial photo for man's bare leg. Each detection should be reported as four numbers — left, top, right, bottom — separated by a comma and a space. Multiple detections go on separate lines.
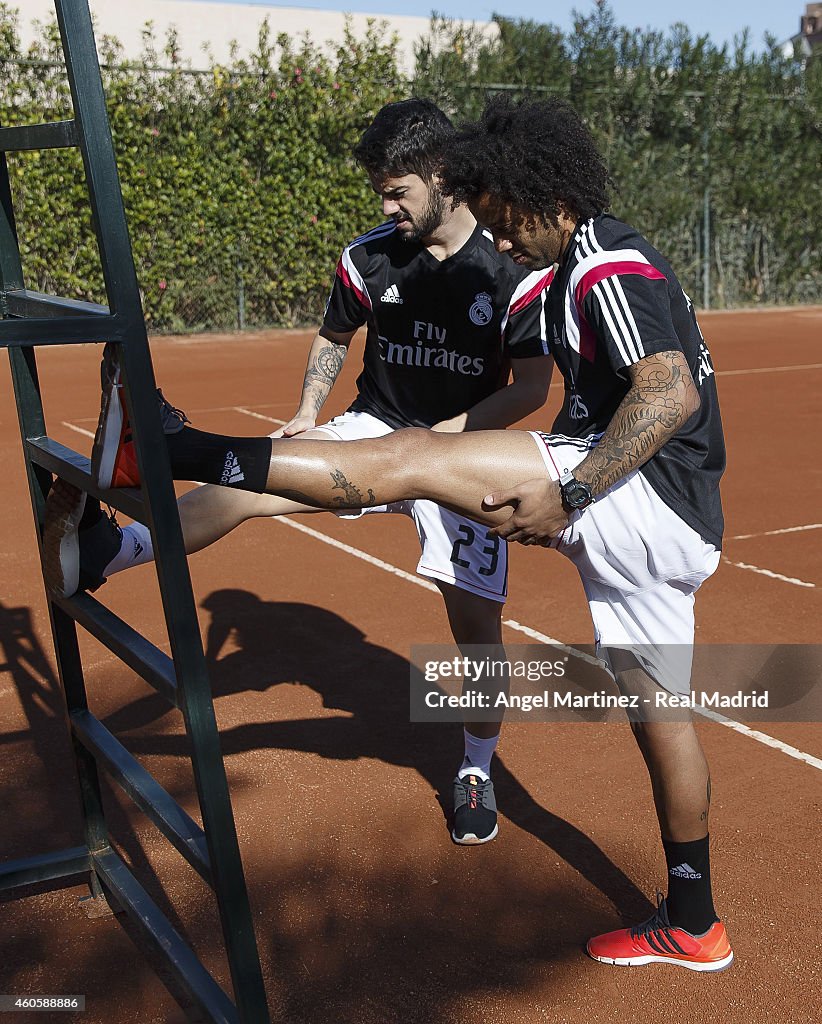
438, 582, 507, 844
174, 485, 317, 552
130, 422, 532, 565
259, 428, 545, 526
160, 427, 339, 553
437, 583, 506, 741
612, 658, 718, 937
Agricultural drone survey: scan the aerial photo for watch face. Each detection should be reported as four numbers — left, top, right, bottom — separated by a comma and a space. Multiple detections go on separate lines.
562, 480, 592, 509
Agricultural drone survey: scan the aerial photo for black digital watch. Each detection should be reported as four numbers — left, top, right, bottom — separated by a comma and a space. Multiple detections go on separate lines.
559, 470, 594, 513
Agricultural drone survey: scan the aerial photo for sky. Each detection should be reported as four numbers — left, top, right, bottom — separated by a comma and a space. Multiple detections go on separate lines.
207, 0, 801, 52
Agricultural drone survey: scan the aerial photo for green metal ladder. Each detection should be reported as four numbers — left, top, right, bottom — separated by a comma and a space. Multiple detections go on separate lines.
0, 2, 270, 1020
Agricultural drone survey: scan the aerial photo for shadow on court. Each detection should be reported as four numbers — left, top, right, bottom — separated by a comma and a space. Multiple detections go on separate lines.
0, 601, 80, 853
198, 589, 650, 908
0, 600, 216, 1010
1, 592, 654, 1023
100, 588, 656, 1021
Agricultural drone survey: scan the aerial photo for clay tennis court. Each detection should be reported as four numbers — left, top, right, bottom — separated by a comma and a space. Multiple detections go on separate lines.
1, 306, 820, 1023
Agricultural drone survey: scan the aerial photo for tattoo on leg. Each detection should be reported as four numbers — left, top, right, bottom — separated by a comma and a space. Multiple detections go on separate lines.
329, 469, 376, 507
700, 776, 712, 821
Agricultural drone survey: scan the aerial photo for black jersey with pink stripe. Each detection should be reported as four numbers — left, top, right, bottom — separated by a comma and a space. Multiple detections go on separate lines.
547, 214, 725, 547
322, 221, 552, 429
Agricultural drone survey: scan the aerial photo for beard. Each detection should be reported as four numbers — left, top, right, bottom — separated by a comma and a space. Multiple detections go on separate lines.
395, 188, 447, 243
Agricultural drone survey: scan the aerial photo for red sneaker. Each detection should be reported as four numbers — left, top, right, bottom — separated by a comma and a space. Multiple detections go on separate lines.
587, 896, 733, 972
91, 344, 138, 488
90, 345, 188, 488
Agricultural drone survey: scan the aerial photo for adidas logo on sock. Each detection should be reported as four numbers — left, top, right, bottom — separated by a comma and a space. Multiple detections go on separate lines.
380, 283, 403, 304
220, 450, 245, 485
670, 862, 702, 879
133, 540, 143, 559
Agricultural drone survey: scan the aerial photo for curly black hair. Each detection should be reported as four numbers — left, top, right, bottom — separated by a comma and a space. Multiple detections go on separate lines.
353, 98, 455, 182
440, 96, 611, 224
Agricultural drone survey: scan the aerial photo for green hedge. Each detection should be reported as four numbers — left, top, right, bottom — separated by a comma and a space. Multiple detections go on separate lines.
1, 2, 820, 331
1, 5, 406, 330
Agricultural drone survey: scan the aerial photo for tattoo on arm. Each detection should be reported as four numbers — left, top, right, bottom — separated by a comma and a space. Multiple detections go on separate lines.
302, 340, 347, 416
577, 350, 699, 496
329, 469, 377, 508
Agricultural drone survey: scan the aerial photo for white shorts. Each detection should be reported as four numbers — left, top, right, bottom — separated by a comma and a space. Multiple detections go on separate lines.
530, 431, 721, 693
309, 410, 507, 603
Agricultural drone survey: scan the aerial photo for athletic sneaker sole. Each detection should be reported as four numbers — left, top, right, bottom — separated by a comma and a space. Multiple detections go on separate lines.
587, 949, 734, 972
91, 349, 124, 489
42, 480, 87, 598
451, 823, 499, 846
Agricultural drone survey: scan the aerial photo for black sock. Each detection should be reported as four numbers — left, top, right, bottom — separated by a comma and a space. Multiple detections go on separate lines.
662, 835, 718, 934
165, 425, 272, 493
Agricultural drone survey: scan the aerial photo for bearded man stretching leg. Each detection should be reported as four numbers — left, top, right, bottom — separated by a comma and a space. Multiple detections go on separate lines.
48, 97, 732, 972
45, 98, 555, 847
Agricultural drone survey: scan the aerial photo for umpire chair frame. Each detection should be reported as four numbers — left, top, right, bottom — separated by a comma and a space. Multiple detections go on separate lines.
0, 2, 270, 1021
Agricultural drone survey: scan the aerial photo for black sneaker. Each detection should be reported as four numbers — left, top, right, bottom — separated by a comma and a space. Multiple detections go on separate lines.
452, 773, 498, 845
43, 480, 123, 597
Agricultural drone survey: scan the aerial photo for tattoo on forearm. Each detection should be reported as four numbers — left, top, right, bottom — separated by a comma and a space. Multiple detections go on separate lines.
315, 344, 346, 383
329, 469, 377, 508
302, 341, 347, 415
579, 351, 698, 495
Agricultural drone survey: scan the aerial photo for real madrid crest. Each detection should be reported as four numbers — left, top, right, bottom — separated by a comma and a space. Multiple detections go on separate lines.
469, 292, 493, 326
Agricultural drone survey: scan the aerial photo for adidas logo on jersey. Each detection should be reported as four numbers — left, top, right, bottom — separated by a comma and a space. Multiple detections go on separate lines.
220, 451, 245, 485
669, 862, 702, 880
380, 284, 403, 304
568, 394, 589, 420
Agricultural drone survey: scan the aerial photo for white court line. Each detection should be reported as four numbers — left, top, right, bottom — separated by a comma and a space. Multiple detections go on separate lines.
729, 523, 822, 541
70, 402, 291, 424
62, 409, 284, 438
61, 421, 95, 439
275, 516, 443, 593
273, 518, 600, 660
232, 407, 286, 426
722, 557, 816, 589
717, 362, 822, 377
272, 517, 821, 772
499, 618, 605, 668
693, 708, 822, 771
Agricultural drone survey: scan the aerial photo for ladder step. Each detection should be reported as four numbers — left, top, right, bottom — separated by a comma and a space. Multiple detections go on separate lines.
5, 288, 109, 319
0, 846, 91, 893
0, 313, 124, 346
0, 120, 78, 152
71, 711, 212, 885
92, 848, 238, 1024
55, 592, 179, 707
26, 437, 146, 522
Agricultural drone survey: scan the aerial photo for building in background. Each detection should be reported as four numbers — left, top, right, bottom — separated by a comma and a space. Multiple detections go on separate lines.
781, 3, 822, 56
16, 0, 496, 75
